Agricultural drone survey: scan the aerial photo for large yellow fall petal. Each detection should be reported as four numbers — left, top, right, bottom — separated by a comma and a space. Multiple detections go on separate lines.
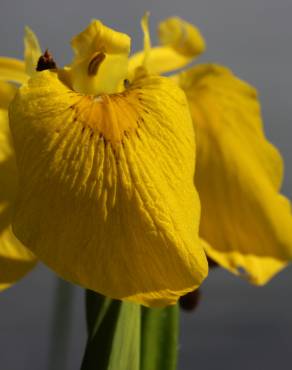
177, 64, 292, 284
0, 108, 36, 290
9, 70, 207, 306
129, 17, 205, 76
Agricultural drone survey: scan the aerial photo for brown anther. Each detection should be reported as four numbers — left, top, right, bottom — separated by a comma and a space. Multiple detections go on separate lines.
36, 49, 57, 71
179, 289, 201, 312
88, 52, 106, 76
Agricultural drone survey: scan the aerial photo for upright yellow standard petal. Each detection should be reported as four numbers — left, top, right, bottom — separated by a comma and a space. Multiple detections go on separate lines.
177, 64, 292, 284
68, 20, 130, 95
24, 26, 42, 77
0, 108, 36, 291
9, 70, 207, 306
129, 17, 206, 76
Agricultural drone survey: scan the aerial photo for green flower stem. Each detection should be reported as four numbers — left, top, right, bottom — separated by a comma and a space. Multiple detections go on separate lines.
48, 277, 75, 370
82, 291, 179, 370
140, 304, 179, 370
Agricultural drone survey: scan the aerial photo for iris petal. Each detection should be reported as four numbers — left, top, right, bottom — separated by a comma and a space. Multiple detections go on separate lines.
24, 26, 42, 77
9, 70, 207, 306
0, 81, 17, 110
68, 20, 130, 95
177, 64, 292, 284
0, 108, 36, 291
129, 17, 205, 76
0, 57, 27, 84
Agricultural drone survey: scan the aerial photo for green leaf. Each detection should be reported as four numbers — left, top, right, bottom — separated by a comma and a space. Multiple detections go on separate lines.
81, 290, 141, 370
82, 291, 179, 370
140, 304, 179, 370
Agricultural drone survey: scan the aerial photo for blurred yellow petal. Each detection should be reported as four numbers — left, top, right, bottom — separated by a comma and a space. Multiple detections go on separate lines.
68, 20, 130, 95
24, 26, 42, 77
129, 17, 205, 75
158, 17, 205, 59
0, 81, 17, 110
0, 228, 37, 291
177, 64, 292, 284
0, 108, 36, 291
9, 70, 207, 306
0, 57, 27, 84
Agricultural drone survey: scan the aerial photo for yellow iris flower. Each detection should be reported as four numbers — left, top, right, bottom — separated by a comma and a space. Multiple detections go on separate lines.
1, 19, 207, 307
1, 16, 292, 307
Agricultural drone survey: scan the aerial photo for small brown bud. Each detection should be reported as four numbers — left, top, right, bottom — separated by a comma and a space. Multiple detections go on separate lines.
179, 289, 201, 311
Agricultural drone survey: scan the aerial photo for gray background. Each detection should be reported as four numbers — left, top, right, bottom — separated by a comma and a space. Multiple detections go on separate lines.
0, 0, 292, 369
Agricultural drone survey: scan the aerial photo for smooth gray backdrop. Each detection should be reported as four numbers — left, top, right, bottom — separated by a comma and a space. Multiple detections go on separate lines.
0, 1, 291, 369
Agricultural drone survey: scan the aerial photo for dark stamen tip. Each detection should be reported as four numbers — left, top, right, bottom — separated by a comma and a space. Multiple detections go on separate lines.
36, 49, 57, 71
124, 79, 130, 89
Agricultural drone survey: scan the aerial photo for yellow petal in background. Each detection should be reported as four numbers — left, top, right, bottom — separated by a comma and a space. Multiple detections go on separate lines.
0, 57, 27, 84
0, 108, 36, 291
178, 64, 292, 284
139, 12, 151, 68
158, 17, 206, 58
9, 70, 207, 306
129, 17, 206, 76
0, 81, 17, 110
